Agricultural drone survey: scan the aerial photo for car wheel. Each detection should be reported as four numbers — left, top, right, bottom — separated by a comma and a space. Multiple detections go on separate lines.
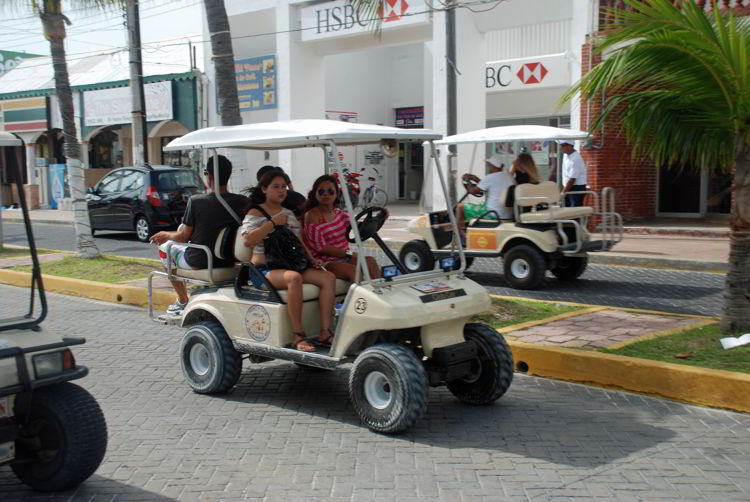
349, 344, 428, 434
180, 320, 242, 394
134, 215, 153, 242
503, 244, 546, 290
551, 256, 588, 281
12, 383, 107, 492
446, 323, 514, 405
399, 240, 435, 273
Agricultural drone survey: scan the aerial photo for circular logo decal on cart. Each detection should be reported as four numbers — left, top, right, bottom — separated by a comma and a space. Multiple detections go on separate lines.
245, 305, 271, 341
354, 298, 367, 314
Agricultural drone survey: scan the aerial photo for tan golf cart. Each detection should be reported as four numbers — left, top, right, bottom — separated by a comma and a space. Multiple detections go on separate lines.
399, 125, 623, 290
149, 119, 514, 433
0, 132, 107, 491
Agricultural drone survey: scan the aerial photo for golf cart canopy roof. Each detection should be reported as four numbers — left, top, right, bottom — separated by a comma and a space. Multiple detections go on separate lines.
164, 119, 442, 151
434, 125, 589, 145
0, 131, 21, 147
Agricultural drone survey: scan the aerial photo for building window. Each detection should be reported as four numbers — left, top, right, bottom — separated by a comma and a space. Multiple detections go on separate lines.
161, 137, 189, 166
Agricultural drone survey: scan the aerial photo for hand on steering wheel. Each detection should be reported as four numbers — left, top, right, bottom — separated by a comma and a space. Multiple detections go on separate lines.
347, 206, 388, 243
462, 174, 484, 198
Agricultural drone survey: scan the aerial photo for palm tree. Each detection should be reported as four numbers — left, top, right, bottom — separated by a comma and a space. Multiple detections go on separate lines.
203, 0, 241, 126
2, 1, 121, 258
563, 0, 750, 332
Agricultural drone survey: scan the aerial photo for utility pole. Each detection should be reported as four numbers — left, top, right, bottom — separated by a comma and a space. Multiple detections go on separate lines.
445, 1, 458, 205
126, 0, 148, 165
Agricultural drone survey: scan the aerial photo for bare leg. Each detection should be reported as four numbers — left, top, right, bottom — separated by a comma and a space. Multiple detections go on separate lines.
302, 268, 336, 332
169, 279, 189, 305
265, 269, 315, 352
365, 256, 379, 279
456, 204, 467, 237
325, 261, 357, 282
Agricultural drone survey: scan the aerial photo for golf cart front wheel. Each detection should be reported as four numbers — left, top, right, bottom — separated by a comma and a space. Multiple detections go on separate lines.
503, 244, 546, 290
551, 256, 588, 281
399, 240, 435, 273
12, 383, 107, 492
349, 344, 428, 433
180, 321, 242, 394
446, 323, 514, 405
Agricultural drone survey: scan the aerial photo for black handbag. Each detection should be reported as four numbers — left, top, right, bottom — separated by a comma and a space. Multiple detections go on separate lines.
254, 206, 308, 272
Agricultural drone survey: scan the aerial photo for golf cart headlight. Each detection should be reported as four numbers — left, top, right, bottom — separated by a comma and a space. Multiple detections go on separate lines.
382, 265, 400, 280
32, 350, 73, 378
440, 256, 456, 271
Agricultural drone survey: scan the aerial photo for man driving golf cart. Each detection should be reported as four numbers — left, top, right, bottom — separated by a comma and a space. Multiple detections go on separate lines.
456, 154, 514, 240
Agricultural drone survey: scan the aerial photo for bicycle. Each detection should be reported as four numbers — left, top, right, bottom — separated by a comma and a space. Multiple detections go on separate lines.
360, 167, 389, 208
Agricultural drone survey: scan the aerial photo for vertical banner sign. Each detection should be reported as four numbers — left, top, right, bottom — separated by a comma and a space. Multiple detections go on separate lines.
325, 111, 358, 174
235, 56, 277, 111
48, 164, 67, 210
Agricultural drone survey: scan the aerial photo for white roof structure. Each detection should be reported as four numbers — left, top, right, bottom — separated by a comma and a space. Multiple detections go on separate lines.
0, 36, 203, 95
0, 131, 21, 146
164, 119, 442, 151
435, 125, 589, 145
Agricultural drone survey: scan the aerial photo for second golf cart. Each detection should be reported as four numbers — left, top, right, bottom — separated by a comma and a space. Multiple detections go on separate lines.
151, 119, 514, 434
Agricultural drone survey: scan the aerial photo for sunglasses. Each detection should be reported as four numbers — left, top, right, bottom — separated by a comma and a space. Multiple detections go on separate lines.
317, 188, 336, 196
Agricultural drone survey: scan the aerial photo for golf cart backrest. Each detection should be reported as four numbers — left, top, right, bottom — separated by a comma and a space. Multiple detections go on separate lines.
514, 182, 594, 223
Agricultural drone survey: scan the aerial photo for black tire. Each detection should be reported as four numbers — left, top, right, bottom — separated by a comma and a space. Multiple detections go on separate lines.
447, 323, 514, 405
349, 344, 428, 434
399, 240, 435, 273
551, 256, 588, 281
12, 382, 107, 492
134, 215, 153, 243
503, 244, 546, 290
180, 320, 242, 394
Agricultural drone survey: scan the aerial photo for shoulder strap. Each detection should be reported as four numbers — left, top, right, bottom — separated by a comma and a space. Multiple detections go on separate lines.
253, 205, 273, 222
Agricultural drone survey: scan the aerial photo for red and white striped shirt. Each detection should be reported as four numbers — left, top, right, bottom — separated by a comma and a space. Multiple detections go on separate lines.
304, 209, 350, 262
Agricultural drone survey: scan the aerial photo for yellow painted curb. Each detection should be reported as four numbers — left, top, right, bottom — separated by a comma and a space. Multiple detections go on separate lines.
509, 340, 750, 414
0, 269, 174, 311
607, 318, 718, 350
496, 306, 607, 335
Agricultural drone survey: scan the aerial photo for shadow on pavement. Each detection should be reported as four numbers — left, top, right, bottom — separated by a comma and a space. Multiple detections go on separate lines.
222, 365, 676, 469
0, 473, 179, 502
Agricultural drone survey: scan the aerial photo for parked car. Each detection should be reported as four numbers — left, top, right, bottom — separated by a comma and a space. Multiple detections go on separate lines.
86, 165, 203, 242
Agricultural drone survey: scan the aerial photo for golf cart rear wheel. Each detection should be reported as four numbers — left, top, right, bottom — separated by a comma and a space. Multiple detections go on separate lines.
503, 244, 546, 290
551, 256, 588, 281
12, 383, 107, 492
349, 344, 428, 433
446, 323, 514, 405
399, 240, 435, 273
181, 320, 242, 394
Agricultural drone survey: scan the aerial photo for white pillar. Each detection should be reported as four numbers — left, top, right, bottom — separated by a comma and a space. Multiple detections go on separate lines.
569, 0, 597, 134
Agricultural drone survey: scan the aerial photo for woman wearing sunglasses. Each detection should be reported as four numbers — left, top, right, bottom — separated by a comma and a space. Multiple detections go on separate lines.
303, 175, 381, 291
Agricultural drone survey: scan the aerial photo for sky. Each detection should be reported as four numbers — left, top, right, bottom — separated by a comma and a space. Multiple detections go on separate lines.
0, 0, 203, 59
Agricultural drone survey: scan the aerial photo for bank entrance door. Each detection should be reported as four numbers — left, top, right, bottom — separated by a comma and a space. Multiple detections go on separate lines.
658, 165, 731, 218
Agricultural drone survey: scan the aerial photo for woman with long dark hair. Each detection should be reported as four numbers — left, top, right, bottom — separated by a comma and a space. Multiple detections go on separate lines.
303, 175, 380, 284
240, 171, 336, 352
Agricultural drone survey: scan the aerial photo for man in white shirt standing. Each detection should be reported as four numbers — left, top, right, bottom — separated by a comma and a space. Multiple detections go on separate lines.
456, 154, 515, 239
559, 140, 588, 207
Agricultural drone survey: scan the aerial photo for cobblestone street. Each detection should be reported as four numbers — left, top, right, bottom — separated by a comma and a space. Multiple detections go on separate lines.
1, 286, 748, 501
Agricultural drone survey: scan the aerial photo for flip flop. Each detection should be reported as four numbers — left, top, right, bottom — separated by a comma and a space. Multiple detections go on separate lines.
290, 333, 317, 352
315, 328, 334, 348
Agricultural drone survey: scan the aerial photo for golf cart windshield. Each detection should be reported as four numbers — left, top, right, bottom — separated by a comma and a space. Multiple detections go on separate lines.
164, 119, 449, 285
0, 131, 47, 332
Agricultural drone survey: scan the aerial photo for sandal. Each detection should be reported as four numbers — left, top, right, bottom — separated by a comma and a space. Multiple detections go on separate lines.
291, 333, 316, 352
316, 328, 334, 348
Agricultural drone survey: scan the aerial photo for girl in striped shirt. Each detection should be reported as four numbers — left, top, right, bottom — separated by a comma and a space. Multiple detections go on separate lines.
303, 175, 380, 283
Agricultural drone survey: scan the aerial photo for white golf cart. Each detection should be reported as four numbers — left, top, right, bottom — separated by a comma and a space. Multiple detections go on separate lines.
0, 132, 107, 491
149, 119, 513, 434
399, 125, 623, 290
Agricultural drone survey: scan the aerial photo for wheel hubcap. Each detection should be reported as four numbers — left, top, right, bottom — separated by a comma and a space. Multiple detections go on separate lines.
189, 343, 211, 376
136, 219, 149, 240
364, 371, 392, 409
404, 252, 421, 271
510, 258, 530, 279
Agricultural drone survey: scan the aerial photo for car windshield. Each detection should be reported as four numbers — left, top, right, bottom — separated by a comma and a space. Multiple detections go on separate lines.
155, 170, 201, 191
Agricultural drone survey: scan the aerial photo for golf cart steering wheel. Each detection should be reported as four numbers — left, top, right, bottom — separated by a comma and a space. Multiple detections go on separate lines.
462, 174, 484, 198
347, 206, 388, 243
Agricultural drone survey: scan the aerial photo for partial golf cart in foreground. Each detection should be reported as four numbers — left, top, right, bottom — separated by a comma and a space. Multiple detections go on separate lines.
400, 125, 623, 289
0, 132, 107, 491
150, 119, 513, 433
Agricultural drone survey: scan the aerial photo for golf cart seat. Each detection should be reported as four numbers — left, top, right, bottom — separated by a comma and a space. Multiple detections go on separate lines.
171, 226, 240, 283
515, 182, 593, 223
233, 228, 351, 301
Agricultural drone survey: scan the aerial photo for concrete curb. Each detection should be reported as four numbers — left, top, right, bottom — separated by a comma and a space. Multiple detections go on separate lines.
0, 268, 746, 414
588, 253, 728, 273
2, 216, 73, 226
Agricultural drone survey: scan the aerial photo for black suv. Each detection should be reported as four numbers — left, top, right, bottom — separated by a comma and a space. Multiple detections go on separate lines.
86, 165, 203, 242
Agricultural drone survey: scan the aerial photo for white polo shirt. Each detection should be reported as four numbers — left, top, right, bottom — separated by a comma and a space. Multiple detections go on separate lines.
477, 170, 514, 219
562, 150, 587, 186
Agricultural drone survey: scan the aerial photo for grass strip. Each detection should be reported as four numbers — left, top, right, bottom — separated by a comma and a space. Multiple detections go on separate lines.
0, 247, 55, 258
472, 297, 581, 329
11, 254, 158, 284
600, 323, 750, 374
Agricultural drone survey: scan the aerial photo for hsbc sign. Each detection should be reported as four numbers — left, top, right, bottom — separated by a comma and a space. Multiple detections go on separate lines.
485, 53, 570, 93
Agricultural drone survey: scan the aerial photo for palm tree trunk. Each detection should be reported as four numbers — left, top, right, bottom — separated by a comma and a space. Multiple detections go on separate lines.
43, 5, 99, 258
204, 0, 241, 126
722, 139, 750, 332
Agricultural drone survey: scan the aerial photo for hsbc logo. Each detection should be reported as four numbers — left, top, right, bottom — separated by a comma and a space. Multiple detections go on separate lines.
379, 0, 411, 22
516, 62, 548, 84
